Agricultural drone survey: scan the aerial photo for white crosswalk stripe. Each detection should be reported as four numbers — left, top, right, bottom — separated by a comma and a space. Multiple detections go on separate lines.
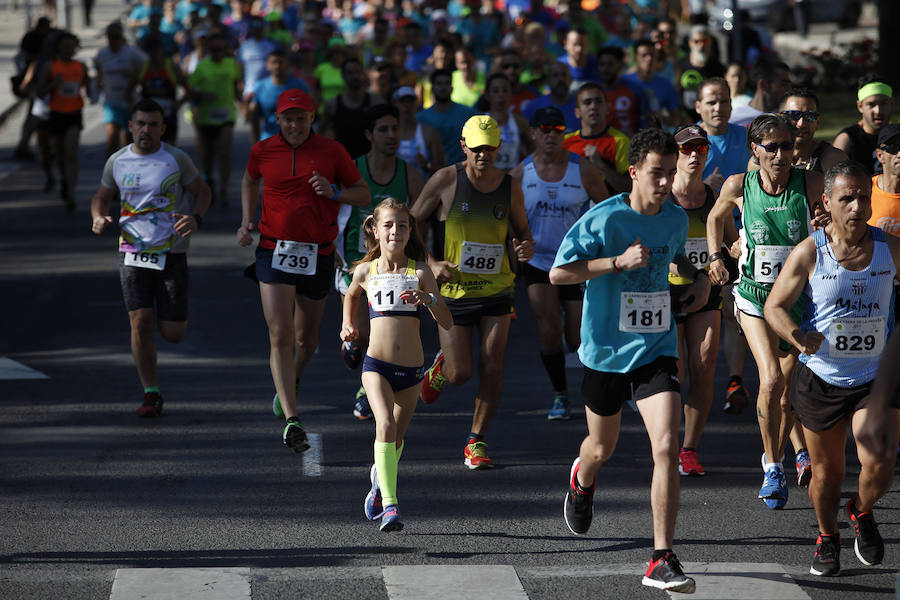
0, 357, 49, 380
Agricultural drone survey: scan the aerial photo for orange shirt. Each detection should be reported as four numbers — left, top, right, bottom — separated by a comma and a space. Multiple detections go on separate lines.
869, 175, 900, 236
49, 59, 86, 113
562, 126, 630, 174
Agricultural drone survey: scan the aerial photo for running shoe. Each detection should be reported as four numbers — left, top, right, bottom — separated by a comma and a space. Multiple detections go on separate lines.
283, 417, 310, 453
353, 387, 373, 420
137, 392, 164, 418
379, 504, 404, 532
847, 496, 884, 566
795, 449, 812, 487
563, 457, 594, 535
758, 465, 788, 510
723, 379, 749, 414
364, 464, 382, 521
463, 440, 494, 469
678, 448, 705, 476
810, 534, 841, 576
342, 340, 362, 370
642, 551, 696, 593
421, 350, 447, 404
272, 379, 300, 419
547, 395, 571, 421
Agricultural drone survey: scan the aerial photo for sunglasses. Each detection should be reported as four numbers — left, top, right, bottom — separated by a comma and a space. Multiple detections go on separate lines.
780, 110, 819, 122
679, 141, 709, 154
880, 142, 900, 155
468, 145, 498, 153
757, 141, 795, 153
501, 63, 521, 70
538, 124, 566, 133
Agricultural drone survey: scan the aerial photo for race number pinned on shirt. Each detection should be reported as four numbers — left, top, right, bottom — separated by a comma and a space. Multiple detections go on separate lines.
272, 241, 317, 275
124, 251, 166, 270
754, 245, 791, 283
619, 291, 671, 333
828, 317, 885, 358
684, 238, 710, 269
459, 241, 503, 275
368, 273, 419, 312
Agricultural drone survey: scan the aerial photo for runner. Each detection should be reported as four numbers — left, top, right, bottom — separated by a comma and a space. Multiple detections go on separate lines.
509, 106, 607, 420
484, 73, 533, 171
341, 198, 452, 532
411, 115, 534, 469
137, 36, 192, 145
833, 80, 894, 176
90, 99, 211, 417
765, 160, 900, 576
393, 86, 445, 179
95, 22, 145, 158
552, 128, 709, 594
319, 56, 385, 159
869, 123, 900, 322
237, 89, 369, 452
776, 88, 848, 175
246, 49, 309, 143
707, 113, 825, 509
336, 104, 425, 420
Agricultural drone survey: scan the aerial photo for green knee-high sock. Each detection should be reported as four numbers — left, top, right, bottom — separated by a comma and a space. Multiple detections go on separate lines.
395, 439, 404, 461
375, 441, 399, 506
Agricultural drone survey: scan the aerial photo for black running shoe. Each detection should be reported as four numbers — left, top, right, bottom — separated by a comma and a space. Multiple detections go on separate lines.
137, 392, 163, 418
563, 457, 594, 535
642, 551, 696, 593
810, 534, 841, 576
848, 496, 884, 566
342, 341, 362, 370
283, 417, 310, 453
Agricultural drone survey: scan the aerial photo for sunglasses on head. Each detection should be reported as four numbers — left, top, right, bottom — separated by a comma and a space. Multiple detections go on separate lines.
780, 110, 819, 122
538, 124, 566, 133
468, 144, 498, 153
757, 141, 794, 153
678, 141, 709, 154
880, 142, 900, 155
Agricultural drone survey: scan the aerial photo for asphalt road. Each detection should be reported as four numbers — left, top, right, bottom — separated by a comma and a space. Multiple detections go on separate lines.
1, 106, 898, 600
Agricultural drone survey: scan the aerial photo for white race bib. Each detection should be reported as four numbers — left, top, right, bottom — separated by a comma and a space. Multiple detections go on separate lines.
272, 241, 317, 275
753, 245, 791, 284
685, 238, 710, 269
619, 291, 671, 333
124, 251, 166, 271
459, 241, 504, 275
828, 317, 885, 358
368, 273, 419, 312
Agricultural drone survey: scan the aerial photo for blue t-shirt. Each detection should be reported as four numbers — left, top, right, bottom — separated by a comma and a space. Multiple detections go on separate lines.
622, 73, 680, 114
416, 103, 477, 165
703, 124, 750, 183
253, 76, 310, 139
553, 193, 688, 373
557, 55, 600, 87
238, 37, 279, 92
522, 94, 579, 133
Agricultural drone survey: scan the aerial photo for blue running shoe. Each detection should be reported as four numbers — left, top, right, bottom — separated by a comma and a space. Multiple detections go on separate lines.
364, 464, 382, 521
796, 449, 812, 487
353, 387, 373, 420
380, 504, 403, 532
342, 341, 362, 370
547, 395, 571, 420
759, 466, 788, 509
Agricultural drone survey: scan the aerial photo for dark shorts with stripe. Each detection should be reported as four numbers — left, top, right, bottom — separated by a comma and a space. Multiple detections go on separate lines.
581, 356, 681, 417
444, 293, 514, 327
119, 252, 188, 321
363, 355, 425, 392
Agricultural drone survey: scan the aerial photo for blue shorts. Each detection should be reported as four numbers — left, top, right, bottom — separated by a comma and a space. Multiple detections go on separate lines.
363, 355, 425, 392
103, 104, 130, 126
253, 246, 334, 300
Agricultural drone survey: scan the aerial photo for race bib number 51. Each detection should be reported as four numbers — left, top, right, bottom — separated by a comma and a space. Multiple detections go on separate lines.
272, 241, 317, 275
124, 252, 166, 271
828, 317, 885, 358
619, 291, 671, 333
754, 245, 791, 284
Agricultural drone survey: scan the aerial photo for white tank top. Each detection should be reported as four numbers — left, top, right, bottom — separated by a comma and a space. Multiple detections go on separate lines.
493, 115, 521, 171
522, 152, 591, 272
397, 123, 429, 176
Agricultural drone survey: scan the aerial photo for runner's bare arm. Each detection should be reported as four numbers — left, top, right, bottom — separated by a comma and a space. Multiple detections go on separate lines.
832, 131, 851, 153
332, 177, 370, 207
707, 173, 744, 285
402, 264, 452, 330
550, 238, 648, 285
579, 156, 609, 203
763, 238, 820, 354
857, 332, 900, 459
670, 254, 711, 313
90, 184, 117, 234
411, 166, 455, 222
174, 175, 212, 237
805, 171, 828, 229
340, 263, 367, 342
508, 179, 534, 261
238, 170, 261, 246
406, 163, 425, 208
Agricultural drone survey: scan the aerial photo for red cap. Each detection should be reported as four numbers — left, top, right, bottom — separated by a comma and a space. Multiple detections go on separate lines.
276, 89, 313, 114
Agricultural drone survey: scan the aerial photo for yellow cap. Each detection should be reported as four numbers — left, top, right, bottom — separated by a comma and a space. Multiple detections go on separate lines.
461, 115, 501, 148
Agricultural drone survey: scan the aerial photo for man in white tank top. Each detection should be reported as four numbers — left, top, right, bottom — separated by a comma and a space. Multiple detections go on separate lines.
765, 161, 900, 578
393, 86, 445, 177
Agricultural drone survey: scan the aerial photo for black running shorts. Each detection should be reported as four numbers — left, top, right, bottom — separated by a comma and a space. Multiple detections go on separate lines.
119, 252, 189, 321
581, 356, 681, 417
519, 262, 584, 302
789, 361, 891, 432
253, 246, 334, 300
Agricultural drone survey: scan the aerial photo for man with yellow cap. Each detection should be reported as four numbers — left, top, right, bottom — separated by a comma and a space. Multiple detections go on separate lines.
833, 79, 895, 176
411, 114, 534, 469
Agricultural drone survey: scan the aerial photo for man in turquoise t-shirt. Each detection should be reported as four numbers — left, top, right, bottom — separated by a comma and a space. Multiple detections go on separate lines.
550, 128, 710, 594
696, 78, 750, 191
416, 69, 476, 165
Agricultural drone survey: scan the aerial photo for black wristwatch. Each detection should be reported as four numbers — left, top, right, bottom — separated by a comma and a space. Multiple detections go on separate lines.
193, 213, 203, 229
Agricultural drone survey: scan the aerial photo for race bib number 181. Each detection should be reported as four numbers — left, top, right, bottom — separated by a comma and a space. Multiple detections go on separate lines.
619, 291, 671, 333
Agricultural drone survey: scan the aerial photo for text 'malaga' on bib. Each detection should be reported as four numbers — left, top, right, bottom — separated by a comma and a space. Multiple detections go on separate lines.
459, 241, 503, 275
272, 240, 317, 275
368, 273, 419, 312
124, 251, 166, 270
619, 291, 671, 333
754, 245, 791, 284
827, 317, 885, 358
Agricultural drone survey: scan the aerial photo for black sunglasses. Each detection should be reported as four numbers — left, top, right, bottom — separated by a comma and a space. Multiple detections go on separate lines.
757, 141, 795, 153
880, 142, 900, 155
780, 110, 819, 122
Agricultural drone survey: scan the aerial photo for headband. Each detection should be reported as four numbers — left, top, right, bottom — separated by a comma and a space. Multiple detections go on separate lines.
858, 82, 893, 102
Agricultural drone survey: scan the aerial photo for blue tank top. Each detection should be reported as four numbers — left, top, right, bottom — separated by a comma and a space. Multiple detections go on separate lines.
522, 152, 591, 272
800, 227, 896, 387
367, 258, 424, 319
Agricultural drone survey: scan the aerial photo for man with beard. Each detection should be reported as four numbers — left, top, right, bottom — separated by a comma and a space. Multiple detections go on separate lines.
834, 80, 895, 176
90, 99, 212, 418
320, 57, 386, 158
676, 25, 725, 122
522, 62, 579, 133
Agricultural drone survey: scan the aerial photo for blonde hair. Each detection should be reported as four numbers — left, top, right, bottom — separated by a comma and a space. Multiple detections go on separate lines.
356, 198, 428, 267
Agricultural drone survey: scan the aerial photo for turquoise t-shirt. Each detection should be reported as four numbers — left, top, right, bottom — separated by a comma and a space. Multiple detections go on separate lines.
553, 193, 688, 373
703, 123, 751, 182
416, 103, 476, 165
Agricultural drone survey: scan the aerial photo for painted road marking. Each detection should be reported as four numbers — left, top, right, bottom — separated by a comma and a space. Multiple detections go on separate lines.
0, 357, 49, 380
303, 432, 323, 477
109, 568, 250, 600
384, 565, 528, 600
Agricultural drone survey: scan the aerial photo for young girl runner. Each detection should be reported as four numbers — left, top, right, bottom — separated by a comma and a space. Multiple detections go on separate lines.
340, 198, 452, 532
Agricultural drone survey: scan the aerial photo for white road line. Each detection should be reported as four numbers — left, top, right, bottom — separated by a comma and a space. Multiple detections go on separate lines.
109, 568, 251, 600
0, 357, 49, 380
383, 565, 529, 600
303, 432, 323, 477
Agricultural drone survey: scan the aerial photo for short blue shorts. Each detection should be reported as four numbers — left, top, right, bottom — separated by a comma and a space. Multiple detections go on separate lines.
363, 355, 425, 392
103, 103, 130, 126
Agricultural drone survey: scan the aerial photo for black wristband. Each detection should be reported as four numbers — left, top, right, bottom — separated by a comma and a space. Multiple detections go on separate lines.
193, 213, 203, 229
708, 252, 723, 263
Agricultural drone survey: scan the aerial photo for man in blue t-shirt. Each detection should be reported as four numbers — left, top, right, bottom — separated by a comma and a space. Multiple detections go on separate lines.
551, 128, 709, 595
522, 62, 579, 133
248, 49, 310, 142
623, 39, 682, 129
416, 69, 476, 165
696, 78, 750, 191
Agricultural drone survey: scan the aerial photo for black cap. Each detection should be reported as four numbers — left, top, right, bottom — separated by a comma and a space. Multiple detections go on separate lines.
674, 125, 708, 144
368, 55, 391, 69
531, 106, 566, 127
878, 123, 900, 146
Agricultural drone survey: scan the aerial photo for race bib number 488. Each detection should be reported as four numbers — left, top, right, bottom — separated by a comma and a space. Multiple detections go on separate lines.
459, 241, 503, 275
